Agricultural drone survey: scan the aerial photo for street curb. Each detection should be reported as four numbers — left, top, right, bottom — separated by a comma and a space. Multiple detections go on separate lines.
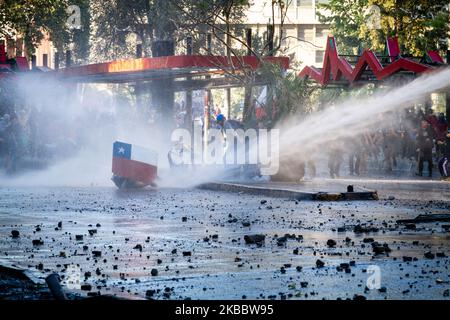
198, 182, 315, 200
198, 182, 378, 201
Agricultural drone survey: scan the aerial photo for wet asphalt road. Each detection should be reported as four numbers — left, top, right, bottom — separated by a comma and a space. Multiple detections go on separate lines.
0, 185, 449, 300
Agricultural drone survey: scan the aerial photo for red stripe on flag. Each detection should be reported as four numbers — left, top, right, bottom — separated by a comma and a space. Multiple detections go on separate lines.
112, 157, 157, 185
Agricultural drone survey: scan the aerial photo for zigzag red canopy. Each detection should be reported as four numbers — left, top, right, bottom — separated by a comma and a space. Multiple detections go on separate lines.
298, 36, 433, 86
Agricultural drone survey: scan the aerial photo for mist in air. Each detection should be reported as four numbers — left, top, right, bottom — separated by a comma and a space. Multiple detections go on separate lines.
1, 67, 450, 187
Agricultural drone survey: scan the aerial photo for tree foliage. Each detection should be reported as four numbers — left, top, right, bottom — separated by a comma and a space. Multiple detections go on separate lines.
317, 0, 449, 56
89, 0, 292, 61
0, 0, 67, 55
253, 63, 318, 129
172, 0, 251, 56
68, 0, 91, 64
0, 0, 90, 61
90, 0, 180, 61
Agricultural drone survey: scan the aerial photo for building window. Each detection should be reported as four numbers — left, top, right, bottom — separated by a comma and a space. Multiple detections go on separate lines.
298, 25, 314, 42
315, 50, 324, 64
297, 0, 312, 7
234, 24, 245, 38
280, 29, 287, 46
281, 27, 296, 47
281, 0, 291, 8
315, 26, 329, 38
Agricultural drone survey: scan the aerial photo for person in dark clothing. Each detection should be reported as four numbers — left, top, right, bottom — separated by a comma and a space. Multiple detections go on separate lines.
434, 113, 448, 158
348, 134, 368, 176
328, 139, 343, 179
348, 137, 359, 176
437, 130, 450, 180
416, 119, 434, 177
382, 126, 398, 172
297, 158, 316, 180
0, 113, 11, 169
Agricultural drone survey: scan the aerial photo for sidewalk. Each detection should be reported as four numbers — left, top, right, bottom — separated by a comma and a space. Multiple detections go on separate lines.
199, 177, 450, 201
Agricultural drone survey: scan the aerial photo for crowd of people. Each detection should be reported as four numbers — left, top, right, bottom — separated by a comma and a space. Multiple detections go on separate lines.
173, 105, 450, 181
321, 109, 450, 180
0, 88, 103, 174
0, 102, 43, 173
0, 104, 82, 173
2, 85, 450, 182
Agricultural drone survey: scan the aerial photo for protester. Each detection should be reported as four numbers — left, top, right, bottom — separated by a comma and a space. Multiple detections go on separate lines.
382, 125, 398, 172
348, 135, 366, 176
0, 113, 12, 170
296, 158, 316, 181
416, 119, 434, 177
328, 139, 343, 179
437, 129, 450, 180
434, 113, 448, 157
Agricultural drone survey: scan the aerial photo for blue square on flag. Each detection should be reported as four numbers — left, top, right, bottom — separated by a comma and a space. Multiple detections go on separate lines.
113, 141, 131, 159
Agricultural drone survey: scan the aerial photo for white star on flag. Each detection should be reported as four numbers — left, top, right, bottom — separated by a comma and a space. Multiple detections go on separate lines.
118, 147, 125, 154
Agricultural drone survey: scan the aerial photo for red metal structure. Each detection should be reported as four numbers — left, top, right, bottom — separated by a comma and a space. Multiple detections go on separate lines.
0, 49, 290, 106
0, 40, 290, 90
0, 42, 29, 79
53, 54, 289, 88
298, 36, 440, 86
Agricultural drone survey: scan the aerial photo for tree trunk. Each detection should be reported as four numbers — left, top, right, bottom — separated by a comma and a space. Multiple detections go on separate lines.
243, 84, 253, 124
226, 13, 232, 121
447, 50, 450, 129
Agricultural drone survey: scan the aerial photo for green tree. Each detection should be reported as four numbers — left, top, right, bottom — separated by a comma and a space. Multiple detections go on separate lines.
0, 0, 68, 55
0, 0, 90, 62
173, 1, 298, 125
253, 63, 318, 129
317, 0, 449, 56
90, 0, 179, 61
68, 0, 91, 64
316, 0, 369, 54
173, 0, 295, 58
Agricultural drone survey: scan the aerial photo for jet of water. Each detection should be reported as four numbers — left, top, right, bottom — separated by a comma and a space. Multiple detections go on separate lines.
277, 67, 450, 160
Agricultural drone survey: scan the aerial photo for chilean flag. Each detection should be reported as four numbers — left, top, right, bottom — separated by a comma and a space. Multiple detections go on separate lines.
112, 141, 158, 185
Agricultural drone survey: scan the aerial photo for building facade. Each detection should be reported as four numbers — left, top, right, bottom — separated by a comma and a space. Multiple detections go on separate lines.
243, 0, 330, 69
1, 33, 55, 69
